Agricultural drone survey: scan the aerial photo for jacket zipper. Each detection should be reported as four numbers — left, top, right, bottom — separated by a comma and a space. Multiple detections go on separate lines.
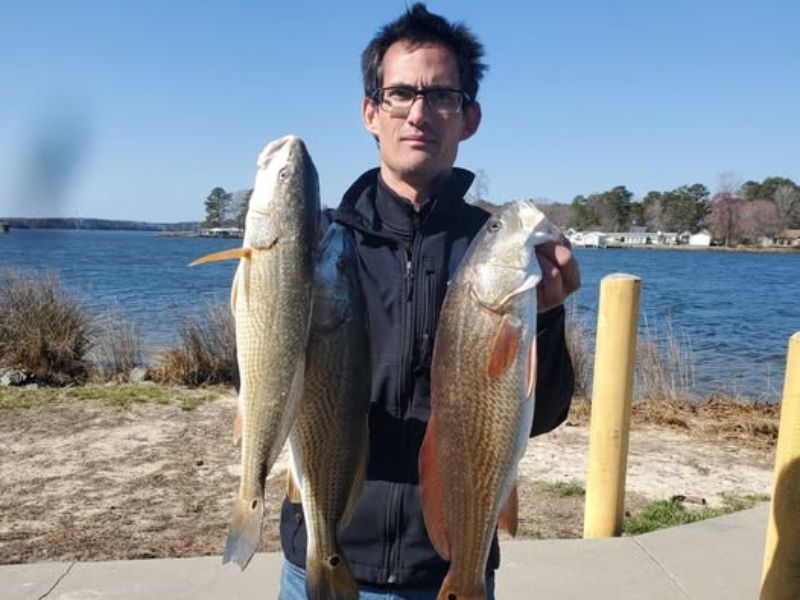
386, 227, 422, 583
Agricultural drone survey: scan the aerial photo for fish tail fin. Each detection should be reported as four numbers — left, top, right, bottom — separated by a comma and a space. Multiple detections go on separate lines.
418, 415, 451, 560
436, 571, 487, 600
306, 551, 359, 600
222, 496, 263, 570
497, 482, 519, 537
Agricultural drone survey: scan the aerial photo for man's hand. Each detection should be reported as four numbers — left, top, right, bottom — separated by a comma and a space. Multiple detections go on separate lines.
536, 238, 580, 313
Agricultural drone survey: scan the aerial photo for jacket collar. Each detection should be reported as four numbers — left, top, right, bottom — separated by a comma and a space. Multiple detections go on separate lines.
334, 168, 475, 241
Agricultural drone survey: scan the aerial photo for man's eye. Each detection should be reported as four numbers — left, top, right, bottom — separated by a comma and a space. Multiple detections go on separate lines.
428, 90, 451, 103
387, 88, 415, 102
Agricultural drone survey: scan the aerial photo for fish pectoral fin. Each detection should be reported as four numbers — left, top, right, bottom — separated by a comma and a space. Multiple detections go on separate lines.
341, 419, 369, 527
418, 416, 451, 560
486, 313, 524, 379
189, 247, 251, 267
285, 468, 302, 504
498, 482, 519, 537
526, 335, 537, 400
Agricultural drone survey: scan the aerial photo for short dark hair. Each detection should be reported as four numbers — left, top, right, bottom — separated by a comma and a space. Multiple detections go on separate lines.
361, 3, 488, 103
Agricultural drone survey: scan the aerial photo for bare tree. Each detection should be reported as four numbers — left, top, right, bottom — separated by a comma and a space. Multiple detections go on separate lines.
738, 200, 782, 243
709, 192, 743, 247
773, 184, 800, 229
466, 168, 490, 203
717, 171, 742, 196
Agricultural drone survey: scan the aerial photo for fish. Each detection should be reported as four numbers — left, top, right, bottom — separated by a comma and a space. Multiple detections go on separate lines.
418, 201, 557, 600
286, 223, 371, 600
190, 134, 320, 570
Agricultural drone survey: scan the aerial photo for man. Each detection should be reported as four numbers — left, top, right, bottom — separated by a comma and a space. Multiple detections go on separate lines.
279, 4, 579, 598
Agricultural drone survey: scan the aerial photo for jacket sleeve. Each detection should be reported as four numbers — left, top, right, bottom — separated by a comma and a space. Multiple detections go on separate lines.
530, 304, 575, 437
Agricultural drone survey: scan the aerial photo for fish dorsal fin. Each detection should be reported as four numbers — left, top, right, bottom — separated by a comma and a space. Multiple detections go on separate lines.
418, 415, 451, 560
189, 246, 251, 266
498, 482, 519, 537
486, 314, 523, 379
233, 394, 243, 445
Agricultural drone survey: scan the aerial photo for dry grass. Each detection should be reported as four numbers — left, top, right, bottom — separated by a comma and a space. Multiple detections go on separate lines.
565, 300, 591, 398
152, 303, 235, 386
636, 318, 695, 403
568, 395, 780, 449
0, 270, 95, 384
90, 307, 144, 381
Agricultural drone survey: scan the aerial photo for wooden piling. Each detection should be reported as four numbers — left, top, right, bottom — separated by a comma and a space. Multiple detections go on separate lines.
583, 274, 642, 539
760, 332, 800, 599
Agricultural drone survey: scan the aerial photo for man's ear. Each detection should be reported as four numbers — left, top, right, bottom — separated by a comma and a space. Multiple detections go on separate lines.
460, 101, 482, 141
362, 96, 379, 136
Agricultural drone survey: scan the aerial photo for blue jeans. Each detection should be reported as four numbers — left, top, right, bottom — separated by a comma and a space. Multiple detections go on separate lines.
278, 560, 496, 600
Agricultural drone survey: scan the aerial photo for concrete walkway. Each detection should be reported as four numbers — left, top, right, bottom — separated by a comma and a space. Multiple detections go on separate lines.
3, 504, 769, 600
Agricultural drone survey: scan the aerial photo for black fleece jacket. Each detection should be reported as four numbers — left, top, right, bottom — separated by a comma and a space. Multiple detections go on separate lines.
276, 167, 575, 589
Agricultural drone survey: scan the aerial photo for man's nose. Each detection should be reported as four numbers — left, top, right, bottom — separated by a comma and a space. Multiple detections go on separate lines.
406, 92, 431, 124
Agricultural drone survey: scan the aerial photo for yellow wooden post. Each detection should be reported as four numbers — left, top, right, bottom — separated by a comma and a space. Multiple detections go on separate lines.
583, 273, 642, 538
760, 332, 800, 600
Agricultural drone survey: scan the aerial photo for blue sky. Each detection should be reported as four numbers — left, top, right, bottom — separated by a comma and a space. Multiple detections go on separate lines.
1, 1, 798, 222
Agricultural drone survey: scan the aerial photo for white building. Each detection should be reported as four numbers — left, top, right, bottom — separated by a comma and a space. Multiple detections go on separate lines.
566, 229, 608, 248
688, 230, 712, 246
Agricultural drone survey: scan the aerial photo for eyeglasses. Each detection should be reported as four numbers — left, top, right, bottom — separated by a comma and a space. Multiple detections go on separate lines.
371, 86, 471, 118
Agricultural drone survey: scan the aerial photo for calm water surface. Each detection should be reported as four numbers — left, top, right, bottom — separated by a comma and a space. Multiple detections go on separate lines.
2, 229, 798, 401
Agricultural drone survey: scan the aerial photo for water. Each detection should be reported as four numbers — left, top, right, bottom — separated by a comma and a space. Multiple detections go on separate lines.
1, 230, 798, 401
573, 247, 798, 401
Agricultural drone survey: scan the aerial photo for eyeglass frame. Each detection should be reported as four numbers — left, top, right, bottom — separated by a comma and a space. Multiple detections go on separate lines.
369, 85, 473, 117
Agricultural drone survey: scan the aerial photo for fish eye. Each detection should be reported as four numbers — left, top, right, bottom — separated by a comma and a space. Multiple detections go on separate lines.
488, 220, 502, 232
279, 167, 288, 180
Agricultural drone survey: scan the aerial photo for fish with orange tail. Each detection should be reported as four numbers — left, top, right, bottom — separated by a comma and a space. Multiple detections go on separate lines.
419, 201, 557, 600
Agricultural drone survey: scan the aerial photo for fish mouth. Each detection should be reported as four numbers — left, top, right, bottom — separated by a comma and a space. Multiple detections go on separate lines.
257, 135, 299, 169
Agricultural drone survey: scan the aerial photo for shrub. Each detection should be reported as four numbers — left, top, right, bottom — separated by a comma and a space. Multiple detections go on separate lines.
152, 303, 235, 386
90, 307, 143, 381
0, 270, 95, 384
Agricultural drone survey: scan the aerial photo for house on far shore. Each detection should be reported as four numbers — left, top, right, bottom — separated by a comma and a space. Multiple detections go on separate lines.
0, 221, 9, 233
608, 227, 651, 245
654, 231, 679, 245
688, 230, 712, 247
774, 229, 800, 247
566, 229, 607, 248
199, 227, 243, 239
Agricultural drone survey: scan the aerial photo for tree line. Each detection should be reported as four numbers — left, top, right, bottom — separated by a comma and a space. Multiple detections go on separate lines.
202, 175, 800, 247
202, 187, 253, 229
537, 176, 800, 246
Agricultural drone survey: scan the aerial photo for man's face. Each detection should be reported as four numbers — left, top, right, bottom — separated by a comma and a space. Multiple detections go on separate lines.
362, 41, 481, 197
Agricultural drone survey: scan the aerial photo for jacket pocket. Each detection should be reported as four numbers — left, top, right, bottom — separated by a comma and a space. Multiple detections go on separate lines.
416, 257, 438, 369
